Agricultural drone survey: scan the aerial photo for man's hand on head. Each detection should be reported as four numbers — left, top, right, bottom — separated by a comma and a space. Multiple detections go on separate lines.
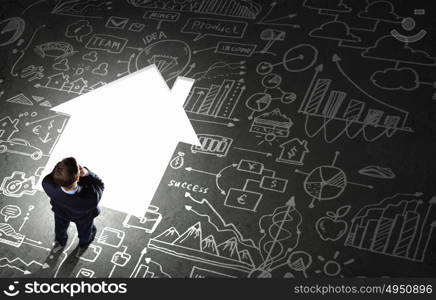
79, 165, 89, 177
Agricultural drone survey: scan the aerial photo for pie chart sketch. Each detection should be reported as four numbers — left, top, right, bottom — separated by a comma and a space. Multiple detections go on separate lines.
245, 92, 272, 120
295, 152, 373, 208
304, 166, 347, 201
0, 17, 25, 47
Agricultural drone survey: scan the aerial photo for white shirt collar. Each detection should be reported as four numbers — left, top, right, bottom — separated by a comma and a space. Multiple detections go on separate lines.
61, 185, 82, 194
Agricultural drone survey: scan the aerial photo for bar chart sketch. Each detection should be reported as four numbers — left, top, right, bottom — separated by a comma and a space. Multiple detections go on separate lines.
299, 57, 412, 143
129, 0, 262, 20
345, 193, 436, 262
183, 79, 245, 125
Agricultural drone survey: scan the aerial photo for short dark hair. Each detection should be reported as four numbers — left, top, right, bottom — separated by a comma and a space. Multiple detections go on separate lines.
52, 157, 79, 188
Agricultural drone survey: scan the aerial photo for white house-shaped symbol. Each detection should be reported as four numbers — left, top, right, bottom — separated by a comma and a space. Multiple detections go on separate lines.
37, 65, 200, 217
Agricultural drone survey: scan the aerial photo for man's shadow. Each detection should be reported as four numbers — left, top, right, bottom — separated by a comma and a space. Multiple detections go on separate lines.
31, 244, 82, 278
54, 246, 84, 278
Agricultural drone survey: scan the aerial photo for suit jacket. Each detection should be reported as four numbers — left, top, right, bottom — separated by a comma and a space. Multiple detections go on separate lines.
42, 167, 104, 222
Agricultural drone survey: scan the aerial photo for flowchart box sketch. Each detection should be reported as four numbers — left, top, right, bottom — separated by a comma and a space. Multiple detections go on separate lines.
224, 188, 262, 212
97, 228, 125, 248
122, 205, 162, 233
260, 176, 287, 193
237, 160, 263, 175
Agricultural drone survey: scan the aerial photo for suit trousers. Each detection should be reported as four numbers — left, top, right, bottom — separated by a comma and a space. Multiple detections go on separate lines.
54, 214, 95, 247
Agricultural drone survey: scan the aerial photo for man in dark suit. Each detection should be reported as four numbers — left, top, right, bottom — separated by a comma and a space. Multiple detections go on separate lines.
42, 157, 104, 249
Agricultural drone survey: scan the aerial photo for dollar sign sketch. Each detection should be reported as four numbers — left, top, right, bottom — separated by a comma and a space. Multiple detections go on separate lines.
271, 179, 277, 188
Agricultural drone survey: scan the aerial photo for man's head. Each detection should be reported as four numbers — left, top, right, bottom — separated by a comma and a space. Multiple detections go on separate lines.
53, 157, 80, 189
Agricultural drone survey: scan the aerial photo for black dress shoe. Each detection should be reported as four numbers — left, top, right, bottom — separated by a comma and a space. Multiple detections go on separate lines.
53, 240, 66, 253
54, 240, 67, 247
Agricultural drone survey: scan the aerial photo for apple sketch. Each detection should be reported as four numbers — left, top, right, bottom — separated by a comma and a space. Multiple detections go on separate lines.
316, 205, 351, 241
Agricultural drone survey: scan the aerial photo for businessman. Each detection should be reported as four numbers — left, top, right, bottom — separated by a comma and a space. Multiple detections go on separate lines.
42, 157, 104, 249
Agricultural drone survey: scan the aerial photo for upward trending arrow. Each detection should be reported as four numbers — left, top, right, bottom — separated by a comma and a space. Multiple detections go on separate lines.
37, 64, 200, 217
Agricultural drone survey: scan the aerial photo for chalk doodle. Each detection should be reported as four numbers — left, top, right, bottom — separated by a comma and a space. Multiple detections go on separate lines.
34, 42, 75, 60
298, 58, 413, 143
194, 41, 257, 57
257, 44, 319, 75
250, 108, 293, 144
1, 171, 37, 198
0, 257, 48, 275
76, 268, 94, 278
191, 134, 233, 158
181, 18, 248, 42
65, 20, 93, 42
190, 266, 236, 278
295, 152, 373, 208
0, 0, 435, 279
314, 251, 354, 277
26, 113, 69, 148
51, 0, 113, 19
130, 247, 171, 278
345, 193, 436, 262
20, 65, 44, 82
85, 34, 128, 54
303, 0, 351, 13
0, 138, 43, 160
316, 206, 351, 242
255, 29, 286, 56
358, 165, 396, 179
1, 205, 22, 222
109, 246, 131, 277
129, 0, 262, 20
143, 10, 180, 30
52, 58, 70, 72
0, 17, 26, 47
0, 223, 25, 248
390, 9, 427, 43
0, 117, 19, 141
97, 227, 125, 248
10, 25, 46, 77
105, 16, 129, 30
75, 244, 102, 262
275, 138, 309, 166
177, 193, 304, 277
122, 205, 162, 234
184, 77, 245, 127
34, 72, 106, 95
257, 1, 299, 27
169, 152, 185, 169
118, 39, 191, 82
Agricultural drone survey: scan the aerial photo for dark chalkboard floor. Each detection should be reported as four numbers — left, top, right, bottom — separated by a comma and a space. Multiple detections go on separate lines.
0, 0, 435, 278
